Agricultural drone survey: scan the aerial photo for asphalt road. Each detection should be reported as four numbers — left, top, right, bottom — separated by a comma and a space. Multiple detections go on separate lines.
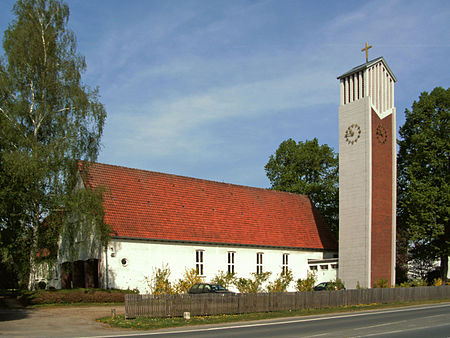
93, 302, 450, 338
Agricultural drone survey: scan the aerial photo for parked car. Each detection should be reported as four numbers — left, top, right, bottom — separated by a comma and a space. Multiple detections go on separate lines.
188, 283, 233, 294
313, 282, 338, 291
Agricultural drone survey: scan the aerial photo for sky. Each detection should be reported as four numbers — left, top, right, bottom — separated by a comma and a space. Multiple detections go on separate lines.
1, 0, 449, 188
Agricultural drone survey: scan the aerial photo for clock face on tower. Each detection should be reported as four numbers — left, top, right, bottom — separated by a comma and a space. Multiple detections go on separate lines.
344, 123, 361, 145
376, 125, 388, 144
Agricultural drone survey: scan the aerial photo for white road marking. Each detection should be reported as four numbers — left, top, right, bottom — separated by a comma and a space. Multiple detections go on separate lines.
353, 320, 408, 330
87, 302, 450, 338
361, 322, 450, 337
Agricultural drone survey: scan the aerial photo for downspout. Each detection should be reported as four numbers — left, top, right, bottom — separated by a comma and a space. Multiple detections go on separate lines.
105, 245, 109, 289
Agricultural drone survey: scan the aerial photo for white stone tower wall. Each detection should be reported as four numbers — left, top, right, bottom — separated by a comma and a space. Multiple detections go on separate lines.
338, 97, 372, 289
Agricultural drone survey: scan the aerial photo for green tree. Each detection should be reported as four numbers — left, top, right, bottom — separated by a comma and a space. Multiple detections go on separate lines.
265, 138, 339, 234
397, 87, 449, 283
0, 0, 106, 288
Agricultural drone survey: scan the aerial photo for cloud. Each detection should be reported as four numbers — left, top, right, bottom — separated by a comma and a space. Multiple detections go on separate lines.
78, 0, 450, 187
104, 54, 337, 159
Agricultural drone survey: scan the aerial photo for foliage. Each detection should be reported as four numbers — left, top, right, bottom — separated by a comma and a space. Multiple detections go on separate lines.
58, 186, 110, 265
148, 265, 174, 295
147, 266, 204, 295
395, 226, 409, 285
326, 278, 345, 290
408, 256, 437, 281
397, 282, 410, 288
233, 272, 271, 293
17, 288, 134, 306
412, 279, 428, 287
397, 279, 428, 288
295, 271, 317, 292
372, 279, 389, 289
356, 281, 367, 290
266, 269, 293, 292
174, 268, 203, 294
265, 138, 339, 235
0, 0, 107, 288
433, 278, 443, 287
210, 271, 236, 289
397, 87, 449, 283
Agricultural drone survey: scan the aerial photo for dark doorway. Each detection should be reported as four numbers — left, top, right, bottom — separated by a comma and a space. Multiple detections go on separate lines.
60, 259, 99, 288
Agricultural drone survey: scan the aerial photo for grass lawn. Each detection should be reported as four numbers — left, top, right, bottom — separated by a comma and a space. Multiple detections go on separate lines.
99, 298, 450, 330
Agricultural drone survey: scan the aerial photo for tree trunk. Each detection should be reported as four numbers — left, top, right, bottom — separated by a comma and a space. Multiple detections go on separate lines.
28, 207, 40, 290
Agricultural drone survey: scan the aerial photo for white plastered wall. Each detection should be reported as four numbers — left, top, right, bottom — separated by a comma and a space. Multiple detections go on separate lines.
101, 238, 337, 293
338, 96, 372, 289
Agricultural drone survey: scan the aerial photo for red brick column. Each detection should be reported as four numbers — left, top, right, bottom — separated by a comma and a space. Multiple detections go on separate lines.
371, 109, 393, 287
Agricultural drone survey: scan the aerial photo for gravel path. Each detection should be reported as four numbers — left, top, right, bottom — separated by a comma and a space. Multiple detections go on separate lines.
0, 298, 130, 337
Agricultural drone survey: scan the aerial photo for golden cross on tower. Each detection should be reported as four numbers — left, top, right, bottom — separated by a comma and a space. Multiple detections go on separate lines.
361, 42, 373, 63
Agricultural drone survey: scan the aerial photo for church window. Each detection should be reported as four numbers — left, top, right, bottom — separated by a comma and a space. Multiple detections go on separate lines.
320, 264, 329, 270
282, 254, 289, 275
331, 264, 338, 269
309, 265, 318, 271
196, 250, 204, 275
256, 252, 263, 274
228, 252, 235, 274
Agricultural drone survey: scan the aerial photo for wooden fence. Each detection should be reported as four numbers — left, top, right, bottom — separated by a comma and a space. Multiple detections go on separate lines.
125, 285, 450, 318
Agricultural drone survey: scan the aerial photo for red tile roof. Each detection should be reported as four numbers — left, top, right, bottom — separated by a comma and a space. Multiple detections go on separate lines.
80, 162, 337, 250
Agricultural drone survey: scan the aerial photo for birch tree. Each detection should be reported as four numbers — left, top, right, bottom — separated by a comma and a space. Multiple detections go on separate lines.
0, 0, 106, 288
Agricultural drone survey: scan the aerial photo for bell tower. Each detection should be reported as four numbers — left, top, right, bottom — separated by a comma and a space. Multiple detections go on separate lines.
337, 46, 397, 289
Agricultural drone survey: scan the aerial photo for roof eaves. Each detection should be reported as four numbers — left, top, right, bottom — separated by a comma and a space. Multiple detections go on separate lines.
337, 56, 397, 82
110, 235, 337, 252
308, 258, 339, 264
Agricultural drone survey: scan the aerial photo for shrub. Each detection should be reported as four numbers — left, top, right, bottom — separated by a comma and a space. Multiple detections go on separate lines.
295, 271, 316, 292
372, 279, 389, 288
17, 288, 133, 306
411, 279, 428, 287
210, 271, 236, 289
326, 278, 345, 290
433, 278, 443, 286
174, 268, 203, 294
397, 278, 429, 288
397, 281, 411, 288
234, 272, 271, 293
267, 269, 293, 292
148, 264, 174, 295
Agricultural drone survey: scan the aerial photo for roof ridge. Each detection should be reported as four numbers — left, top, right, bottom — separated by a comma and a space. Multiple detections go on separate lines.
337, 56, 397, 82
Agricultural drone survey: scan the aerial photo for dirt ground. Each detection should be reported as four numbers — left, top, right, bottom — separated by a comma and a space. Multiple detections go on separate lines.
0, 297, 130, 337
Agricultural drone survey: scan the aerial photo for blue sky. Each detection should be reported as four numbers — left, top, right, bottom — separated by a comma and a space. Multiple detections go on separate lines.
1, 0, 449, 188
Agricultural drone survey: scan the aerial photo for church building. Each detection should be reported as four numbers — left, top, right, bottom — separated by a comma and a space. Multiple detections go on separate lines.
35, 47, 399, 292
55, 162, 338, 292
